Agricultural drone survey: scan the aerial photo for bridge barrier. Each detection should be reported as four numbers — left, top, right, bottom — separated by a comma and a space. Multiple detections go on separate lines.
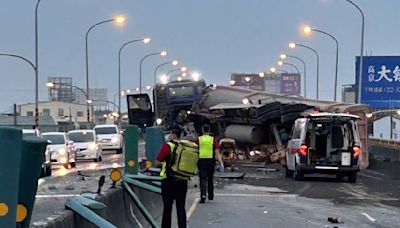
0, 127, 47, 228
369, 137, 400, 162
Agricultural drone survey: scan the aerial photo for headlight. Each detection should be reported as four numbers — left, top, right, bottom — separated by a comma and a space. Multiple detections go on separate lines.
111, 136, 119, 144
58, 148, 67, 155
88, 143, 97, 150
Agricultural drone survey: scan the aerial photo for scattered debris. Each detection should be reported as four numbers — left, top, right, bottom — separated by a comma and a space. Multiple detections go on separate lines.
48, 186, 56, 190
65, 186, 74, 191
327, 217, 343, 224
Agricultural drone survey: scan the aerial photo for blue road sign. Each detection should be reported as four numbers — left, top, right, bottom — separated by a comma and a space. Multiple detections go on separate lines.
356, 56, 400, 108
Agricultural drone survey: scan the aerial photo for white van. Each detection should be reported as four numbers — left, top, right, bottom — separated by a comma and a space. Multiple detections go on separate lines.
285, 112, 361, 183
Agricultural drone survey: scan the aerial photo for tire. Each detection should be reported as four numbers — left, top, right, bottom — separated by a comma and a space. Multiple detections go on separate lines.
70, 162, 76, 168
336, 172, 344, 181
98, 156, 102, 162
294, 164, 304, 181
285, 166, 294, 178
45, 165, 52, 176
348, 172, 357, 183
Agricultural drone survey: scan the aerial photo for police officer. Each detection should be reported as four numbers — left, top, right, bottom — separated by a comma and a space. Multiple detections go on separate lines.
196, 124, 224, 204
156, 129, 188, 228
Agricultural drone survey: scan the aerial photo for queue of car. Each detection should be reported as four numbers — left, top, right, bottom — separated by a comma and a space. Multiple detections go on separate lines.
21, 124, 123, 177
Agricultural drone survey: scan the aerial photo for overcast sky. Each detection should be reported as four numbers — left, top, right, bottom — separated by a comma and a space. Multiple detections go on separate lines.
0, 0, 399, 112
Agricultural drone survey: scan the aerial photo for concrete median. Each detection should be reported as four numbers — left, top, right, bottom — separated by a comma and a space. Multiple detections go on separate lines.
31, 185, 163, 228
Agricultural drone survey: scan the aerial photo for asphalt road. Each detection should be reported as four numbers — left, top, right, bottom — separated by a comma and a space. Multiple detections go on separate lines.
31, 144, 400, 227
188, 161, 400, 228
31, 141, 145, 225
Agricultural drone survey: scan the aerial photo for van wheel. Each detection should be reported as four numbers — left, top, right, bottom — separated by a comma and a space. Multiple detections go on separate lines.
348, 172, 357, 183
285, 166, 294, 178
294, 165, 304, 181
336, 173, 344, 181
70, 162, 76, 168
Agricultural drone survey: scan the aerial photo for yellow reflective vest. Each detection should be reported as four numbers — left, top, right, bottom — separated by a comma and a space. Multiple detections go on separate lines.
160, 142, 175, 179
199, 135, 214, 159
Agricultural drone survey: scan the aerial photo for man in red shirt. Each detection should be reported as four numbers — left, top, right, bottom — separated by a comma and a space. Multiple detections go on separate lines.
195, 124, 223, 204
156, 129, 187, 228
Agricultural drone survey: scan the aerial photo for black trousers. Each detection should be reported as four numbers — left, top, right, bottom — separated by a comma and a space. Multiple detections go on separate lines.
161, 178, 188, 228
198, 159, 215, 200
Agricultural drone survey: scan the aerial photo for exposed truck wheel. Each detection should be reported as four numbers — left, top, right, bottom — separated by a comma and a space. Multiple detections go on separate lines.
45, 165, 52, 176
285, 166, 294, 178
348, 172, 357, 183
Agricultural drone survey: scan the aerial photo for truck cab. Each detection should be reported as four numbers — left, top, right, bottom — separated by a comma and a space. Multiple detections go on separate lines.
285, 112, 361, 183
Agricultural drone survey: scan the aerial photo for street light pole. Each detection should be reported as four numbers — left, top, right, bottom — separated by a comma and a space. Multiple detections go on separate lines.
118, 38, 150, 123
85, 19, 114, 125
345, 0, 365, 104
281, 62, 300, 74
139, 51, 167, 94
304, 26, 339, 101
35, 0, 42, 128
290, 43, 320, 99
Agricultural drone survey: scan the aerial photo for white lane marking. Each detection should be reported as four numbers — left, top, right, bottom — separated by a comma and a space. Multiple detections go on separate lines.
130, 204, 143, 228
215, 193, 297, 198
361, 212, 377, 222
187, 198, 200, 219
36, 194, 80, 198
359, 172, 383, 181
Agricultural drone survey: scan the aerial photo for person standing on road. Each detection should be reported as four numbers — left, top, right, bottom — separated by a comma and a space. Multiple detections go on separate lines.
156, 129, 188, 228
196, 124, 224, 204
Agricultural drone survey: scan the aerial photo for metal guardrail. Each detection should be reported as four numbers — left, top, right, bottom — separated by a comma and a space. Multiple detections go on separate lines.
369, 137, 400, 149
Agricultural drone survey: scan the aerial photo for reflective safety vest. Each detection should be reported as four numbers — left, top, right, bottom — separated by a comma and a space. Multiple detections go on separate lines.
199, 135, 214, 159
160, 142, 175, 179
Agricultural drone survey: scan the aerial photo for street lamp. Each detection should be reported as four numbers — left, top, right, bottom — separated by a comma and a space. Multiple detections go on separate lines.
118, 37, 151, 122
0, 53, 37, 125
154, 60, 179, 85
270, 67, 277, 73
278, 61, 300, 74
85, 15, 126, 123
139, 51, 167, 93
289, 42, 320, 99
344, 0, 365, 104
281, 54, 307, 97
166, 67, 187, 77
303, 25, 339, 101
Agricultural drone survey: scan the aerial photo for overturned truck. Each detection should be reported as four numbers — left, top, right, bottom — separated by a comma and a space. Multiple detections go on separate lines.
150, 79, 369, 169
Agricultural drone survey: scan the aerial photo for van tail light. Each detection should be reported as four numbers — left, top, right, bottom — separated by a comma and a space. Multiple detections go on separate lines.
353, 146, 360, 158
298, 144, 308, 156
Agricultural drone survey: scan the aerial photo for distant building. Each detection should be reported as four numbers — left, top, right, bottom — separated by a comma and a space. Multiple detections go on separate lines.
373, 115, 400, 140
19, 101, 92, 124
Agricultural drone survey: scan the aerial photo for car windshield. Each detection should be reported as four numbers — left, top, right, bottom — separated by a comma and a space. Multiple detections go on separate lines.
68, 132, 94, 142
95, 127, 117, 134
43, 135, 65, 144
169, 86, 194, 97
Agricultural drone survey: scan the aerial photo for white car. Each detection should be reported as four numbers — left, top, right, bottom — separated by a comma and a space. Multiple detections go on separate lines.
42, 132, 76, 169
68, 130, 102, 162
93, 124, 123, 154
22, 129, 52, 177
